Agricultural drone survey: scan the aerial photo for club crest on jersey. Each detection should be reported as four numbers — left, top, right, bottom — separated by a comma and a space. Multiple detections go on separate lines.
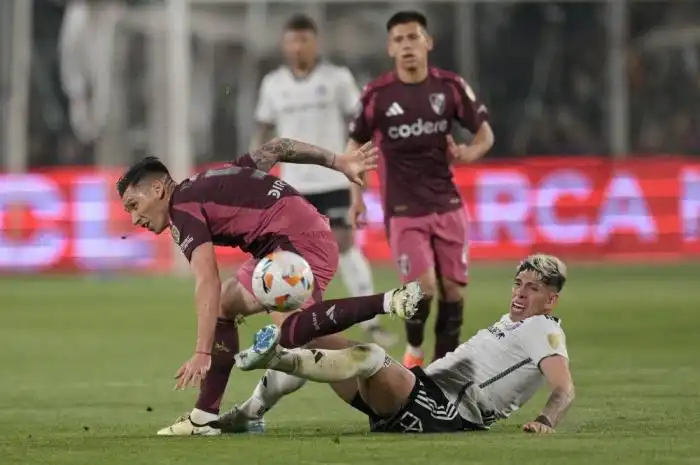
429, 93, 446, 115
171, 226, 180, 244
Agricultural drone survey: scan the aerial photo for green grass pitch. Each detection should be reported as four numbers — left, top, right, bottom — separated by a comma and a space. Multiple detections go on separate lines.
2, 263, 699, 465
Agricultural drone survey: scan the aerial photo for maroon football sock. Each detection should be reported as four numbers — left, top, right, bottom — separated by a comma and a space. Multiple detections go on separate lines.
433, 299, 463, 360
194, 318, 239, 414
279, 294, 385, 348
405, 297, 432, 348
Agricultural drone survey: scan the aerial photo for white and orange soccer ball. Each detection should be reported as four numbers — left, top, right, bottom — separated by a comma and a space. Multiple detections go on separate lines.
252, 251, 315, 313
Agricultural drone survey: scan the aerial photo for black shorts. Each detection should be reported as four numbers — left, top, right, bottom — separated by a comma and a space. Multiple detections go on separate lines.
304, 189, 351, 229
366, 367, 484, 434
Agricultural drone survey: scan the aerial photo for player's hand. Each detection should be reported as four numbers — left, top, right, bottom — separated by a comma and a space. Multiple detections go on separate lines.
446, 135, 482, 164
347, 199, 368, 229
174, 352, 211, 390
336, 141, 379, 186
523, 421, 555, 434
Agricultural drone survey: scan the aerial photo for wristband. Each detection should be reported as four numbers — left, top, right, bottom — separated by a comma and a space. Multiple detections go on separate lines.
534, 414, 553, 428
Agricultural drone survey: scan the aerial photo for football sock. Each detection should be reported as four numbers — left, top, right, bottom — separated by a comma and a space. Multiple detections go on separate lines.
267, 344, 387, 383
279, 293, 388, 348
339, 247, 375, 296
404, 297, 431, 348
194, 318, 239, 414
434, 299, 464, 360
239, 371, 307, 419
339, 247, 382, 332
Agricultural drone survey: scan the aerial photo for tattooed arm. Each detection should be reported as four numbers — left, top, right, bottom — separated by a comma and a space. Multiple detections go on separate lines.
249, 137, 338, 173
524, 355, 575, 432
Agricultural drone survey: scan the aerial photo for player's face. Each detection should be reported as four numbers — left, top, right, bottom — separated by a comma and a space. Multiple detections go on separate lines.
282, 29, 318, 70
387, 22, 432, 72
510, 270, 559, 321
121, 180, 170, 234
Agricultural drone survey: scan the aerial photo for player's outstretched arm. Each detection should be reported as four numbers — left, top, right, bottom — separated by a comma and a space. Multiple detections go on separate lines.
174, 242, 221, 390
523, 355, 575, 433
249, 137, 377, 185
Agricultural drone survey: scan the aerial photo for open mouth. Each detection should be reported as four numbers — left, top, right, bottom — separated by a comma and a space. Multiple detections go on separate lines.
401, 52, 416, 60
511, 302, 525, 312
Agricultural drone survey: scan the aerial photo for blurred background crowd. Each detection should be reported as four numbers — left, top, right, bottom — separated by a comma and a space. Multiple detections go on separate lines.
2, 0, 700, 170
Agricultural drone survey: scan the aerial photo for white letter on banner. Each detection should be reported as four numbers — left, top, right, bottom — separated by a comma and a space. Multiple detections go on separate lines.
73, 175, 155, 270
0, 174, 67, 269
476, 171, 530, 245
536, 170, 592, 243
594, 171, 657, 243
681, 166, 700, 241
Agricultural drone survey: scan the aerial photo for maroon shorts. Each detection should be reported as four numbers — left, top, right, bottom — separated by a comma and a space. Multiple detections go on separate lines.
388, 208, 469, 285
237, 230, 339, 309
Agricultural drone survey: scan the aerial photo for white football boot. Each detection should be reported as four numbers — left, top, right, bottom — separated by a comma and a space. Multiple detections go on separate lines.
384, 281, 424, 320
156, 409, 221, 436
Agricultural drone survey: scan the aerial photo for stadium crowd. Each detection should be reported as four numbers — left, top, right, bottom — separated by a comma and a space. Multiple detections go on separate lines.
4, 0, 700, 168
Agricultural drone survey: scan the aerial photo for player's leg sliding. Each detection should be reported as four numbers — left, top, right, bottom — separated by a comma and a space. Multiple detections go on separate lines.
235, 325, 387, 382
278, 281, 423, 348
218, 281, 422, 434
157, 317, 240, 436
339, 247, 398, 348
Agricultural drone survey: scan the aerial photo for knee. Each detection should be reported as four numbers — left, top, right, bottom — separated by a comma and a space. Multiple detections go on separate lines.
418, 273, 438, 299
220, 277, 240, 318
352, 343, 387, 379
440, 278, 465, 302
220, 276, 262, 319
334, 228, 354, 254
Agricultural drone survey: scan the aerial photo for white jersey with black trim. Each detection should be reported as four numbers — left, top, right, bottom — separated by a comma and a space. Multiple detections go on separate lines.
255, 61, 360, 194
425, 314, 569, 424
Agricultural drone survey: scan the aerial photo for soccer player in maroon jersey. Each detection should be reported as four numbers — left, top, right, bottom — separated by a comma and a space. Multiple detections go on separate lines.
347, 11, 495, 368
116, 138, 423, 436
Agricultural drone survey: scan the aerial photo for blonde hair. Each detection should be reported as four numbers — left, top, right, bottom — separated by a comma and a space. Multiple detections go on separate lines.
515, 254, 567, 292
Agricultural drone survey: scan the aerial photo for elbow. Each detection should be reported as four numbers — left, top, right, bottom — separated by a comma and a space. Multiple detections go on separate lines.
478, 122, 495, 150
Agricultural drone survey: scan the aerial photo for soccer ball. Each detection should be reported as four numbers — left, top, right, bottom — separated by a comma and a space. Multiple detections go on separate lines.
252, 251, 315, 312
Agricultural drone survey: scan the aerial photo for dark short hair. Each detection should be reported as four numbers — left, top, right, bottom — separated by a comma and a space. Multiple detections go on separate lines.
386, 10, 428, 32
116, 156, 171, 197
285, 14, 317, 33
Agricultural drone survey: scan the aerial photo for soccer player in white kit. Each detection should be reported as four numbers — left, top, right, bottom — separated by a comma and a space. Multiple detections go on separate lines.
234, 254, 575, 433
250, 14, 397, 348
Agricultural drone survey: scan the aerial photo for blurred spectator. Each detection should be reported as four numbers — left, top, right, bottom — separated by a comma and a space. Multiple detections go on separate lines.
16, 0, 700, 167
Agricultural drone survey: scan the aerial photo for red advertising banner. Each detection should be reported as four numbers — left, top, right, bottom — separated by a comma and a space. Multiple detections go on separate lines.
1, 156, 699, 272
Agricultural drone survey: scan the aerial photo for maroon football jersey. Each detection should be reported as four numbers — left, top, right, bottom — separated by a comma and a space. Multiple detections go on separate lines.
168, 154, 330, 261
349, 67, 489, 218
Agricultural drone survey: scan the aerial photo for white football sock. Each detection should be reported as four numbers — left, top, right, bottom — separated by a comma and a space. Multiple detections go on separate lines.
239, 371, 307, 420
406, 344, 424, 358
190, 408, 218, 425
340, 248, 383, 331
339, 247, 374, 296
267, 344, 387, 383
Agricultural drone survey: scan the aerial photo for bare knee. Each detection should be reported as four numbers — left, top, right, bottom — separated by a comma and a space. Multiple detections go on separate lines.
439, 276, 465, 302
334, 227, 354, 254
357, 359, 415, 418
418, 269, 438, 299
220, 276, 263, 319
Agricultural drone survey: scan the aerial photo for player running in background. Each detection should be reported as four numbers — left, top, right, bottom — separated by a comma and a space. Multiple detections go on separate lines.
251, 14, 397, 347
347, 10, 495, 368
116, 138, 422, 436
235, 254, 575, 434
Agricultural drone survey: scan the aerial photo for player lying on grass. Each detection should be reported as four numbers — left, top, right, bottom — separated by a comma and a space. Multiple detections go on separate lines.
227, 254, 575, 434
116, 139, 423, 436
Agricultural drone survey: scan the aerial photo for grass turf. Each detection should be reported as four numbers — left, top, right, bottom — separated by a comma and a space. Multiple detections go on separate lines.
2, 263, 699, 464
